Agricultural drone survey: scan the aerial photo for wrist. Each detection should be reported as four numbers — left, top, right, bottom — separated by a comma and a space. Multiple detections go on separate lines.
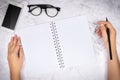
10, 69, 20, 75
111, 42, 117, 54
106, 40, 116, 53
10, 71, 20, 80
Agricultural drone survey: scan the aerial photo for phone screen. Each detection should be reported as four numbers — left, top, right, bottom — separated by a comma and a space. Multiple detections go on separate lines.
2, 4, 21, 30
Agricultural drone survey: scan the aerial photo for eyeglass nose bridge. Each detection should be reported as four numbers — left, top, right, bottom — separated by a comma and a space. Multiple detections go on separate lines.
38, 4, 55, 9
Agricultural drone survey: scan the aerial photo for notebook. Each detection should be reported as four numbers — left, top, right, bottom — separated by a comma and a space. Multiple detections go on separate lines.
16, 16, 97, 76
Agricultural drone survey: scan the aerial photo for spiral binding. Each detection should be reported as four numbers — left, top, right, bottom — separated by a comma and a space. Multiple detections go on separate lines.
50, 21, 65, 68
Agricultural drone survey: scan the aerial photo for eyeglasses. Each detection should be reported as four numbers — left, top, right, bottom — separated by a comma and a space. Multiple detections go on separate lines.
27, 4, 61, 17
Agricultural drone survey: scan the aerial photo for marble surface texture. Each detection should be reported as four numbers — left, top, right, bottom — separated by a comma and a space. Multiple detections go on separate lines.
0, 0, 120, 80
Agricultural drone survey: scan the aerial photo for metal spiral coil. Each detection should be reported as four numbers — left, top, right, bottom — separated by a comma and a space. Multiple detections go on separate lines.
50, 21, 65, 68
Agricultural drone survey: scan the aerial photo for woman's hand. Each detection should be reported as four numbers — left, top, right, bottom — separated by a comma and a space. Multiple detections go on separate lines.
96, 21, 116, 52
96, 21, 120, 80
8, 35, 24, 80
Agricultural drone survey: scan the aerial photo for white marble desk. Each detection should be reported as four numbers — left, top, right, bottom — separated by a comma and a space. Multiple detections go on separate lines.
0, 0, 120, 80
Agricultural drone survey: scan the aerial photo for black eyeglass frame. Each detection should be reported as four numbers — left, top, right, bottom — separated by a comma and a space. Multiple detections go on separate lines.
27, 4, 61, 17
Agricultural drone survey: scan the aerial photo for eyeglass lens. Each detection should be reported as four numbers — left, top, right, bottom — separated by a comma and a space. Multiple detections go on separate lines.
30, 6, 42, 16
46, 8, 58, 17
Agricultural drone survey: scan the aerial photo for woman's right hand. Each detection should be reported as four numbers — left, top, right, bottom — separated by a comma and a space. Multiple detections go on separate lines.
96, 21, 117, 52
96, 20, 120, 80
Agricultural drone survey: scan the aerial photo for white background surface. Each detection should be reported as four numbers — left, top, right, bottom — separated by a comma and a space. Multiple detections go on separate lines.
0, 0, 120, 80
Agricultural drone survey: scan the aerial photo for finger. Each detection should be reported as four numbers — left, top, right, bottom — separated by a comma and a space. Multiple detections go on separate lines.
8, 37, 13, 48
8, 42, 12, 48
12, 35, 18, 49
100, 24, 106, 32
98, 21, 114, 30
97, 30, 102, 37
95, 27, 99, 33
16, 37, 21, 46
14, 45, 20, 55
96, 27, 102, 37
95, 26, 100, 33
100, 25, 108, 41
19, 47, 24, 60
98, 21, 109, 25
96, 30, 100, 36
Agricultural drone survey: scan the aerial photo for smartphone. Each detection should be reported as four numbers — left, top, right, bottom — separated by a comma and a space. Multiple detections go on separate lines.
0, 1, 23, 33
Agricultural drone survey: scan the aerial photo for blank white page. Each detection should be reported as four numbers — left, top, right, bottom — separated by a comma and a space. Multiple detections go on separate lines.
55, 16, 97, 67
17, 16, 97, 76
17, 23, 59, 76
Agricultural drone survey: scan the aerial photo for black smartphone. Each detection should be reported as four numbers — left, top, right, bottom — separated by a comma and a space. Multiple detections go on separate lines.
1, 1, 23, 32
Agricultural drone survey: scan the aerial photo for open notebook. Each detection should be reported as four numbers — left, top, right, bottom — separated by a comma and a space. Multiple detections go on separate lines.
16, 16, 97, 76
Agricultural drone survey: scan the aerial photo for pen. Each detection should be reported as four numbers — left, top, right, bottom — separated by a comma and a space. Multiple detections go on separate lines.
106, 18, 112, 60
